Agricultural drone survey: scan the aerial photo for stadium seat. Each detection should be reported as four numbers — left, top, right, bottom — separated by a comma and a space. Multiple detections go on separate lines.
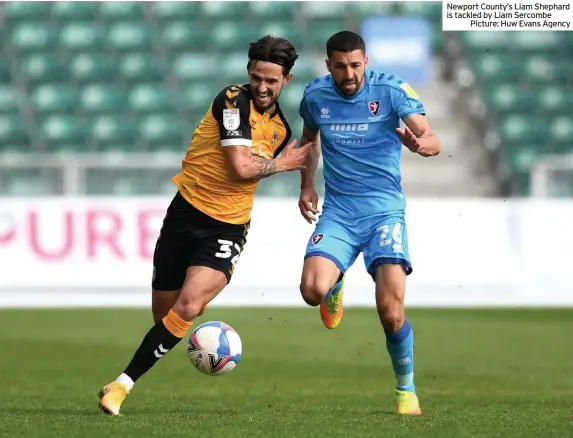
290, 53, 316, 79
249, 2, 296, 18
210, 22, 260, 51
308, 22, 347, 47
172, 53, 220, 84
348, 1, 396, 19
138, 114, 185, 146
0, 115, 30, 151
503, 143, 542, 173
460, 31, 509, 52
397, 1, 442, 20
80, 84, 126, 113
119, 54, 166, 83
19, 55, 67, 85
0, 87, 21, 115
180, 84, 222, 112
41, 115, 88, 145
59, 23, 106, 52
281, 82, 306, 113
549, 117, 573, 152
4, 172, 56, 196
483, 84, 535, 114
129, 85, 175, 113
259, 22, 305, 51
537, 86, 573, 115
220, 52, 248, 83
10, 24, 58, 53
161, 22, 211, 51
199, 2, 249, 20
69, 54, 117, 83
151, 2, 198, 22
91, 116, 137, 153
512, 32, 560, 52
498, 115, 548, 146
470, 54, 519, 82
107, 22, 153, 52
31, 84, 78, 115
51, 2, 97, 21
302, 2, 348, 19
3, 1, 50, 22
98, 2, 145, 21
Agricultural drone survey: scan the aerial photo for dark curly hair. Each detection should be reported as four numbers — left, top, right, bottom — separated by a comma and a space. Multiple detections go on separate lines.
247, 35, 299, 76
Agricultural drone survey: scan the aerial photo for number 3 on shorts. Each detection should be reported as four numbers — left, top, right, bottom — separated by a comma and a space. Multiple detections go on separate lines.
216, 239, 241, 266
377, 223, 404, 254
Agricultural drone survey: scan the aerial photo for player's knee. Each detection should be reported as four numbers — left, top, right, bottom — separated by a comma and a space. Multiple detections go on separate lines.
376, 298, 405, 333
172, 297, 205, 322
299, 277, 330, 307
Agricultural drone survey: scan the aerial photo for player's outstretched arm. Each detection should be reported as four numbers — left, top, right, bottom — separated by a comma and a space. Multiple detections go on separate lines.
298, 124, 321, 223
222, 140, 313, 182
398, 114, 441, 157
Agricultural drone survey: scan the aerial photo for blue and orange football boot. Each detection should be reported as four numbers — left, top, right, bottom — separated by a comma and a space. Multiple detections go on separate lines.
319, 275, 345, 329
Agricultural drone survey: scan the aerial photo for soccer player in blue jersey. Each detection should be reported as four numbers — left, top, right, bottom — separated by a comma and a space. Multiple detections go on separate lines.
297, 31, 441, 415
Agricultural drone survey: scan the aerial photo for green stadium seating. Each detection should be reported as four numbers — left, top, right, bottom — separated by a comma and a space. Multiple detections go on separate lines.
152, 2, 198, 22
31, 84, 78, 115
91, 116, 136, 152
129, 85, 176, 113
51, 2, 97, 21
19, 55, 67, 85
199, 2, 249, 19
537, 87, 573, 114
210, 22, 260, 51
59, 23, 106, 52
69, 54, 117, 83
249, 2, 296, 18
483, 84, 536, 115
10, 24, 58, 53
3, 1, 49, 21
180, 84, 221, 112
0, 0, 450, 195
98, 2, 145, 21
498, 115, 548, 145
161, 22, 211, 51
172, 53, 219, 84
41, 115, 88, 146
549, 117, 573, 152
0, 87, 21, 114
139, 114, 185, 150
119, 54, 166, 83
0, 115, 30, 150
80, 85, 126, 113
107, 22, 153, 52
4, 172, 55, 195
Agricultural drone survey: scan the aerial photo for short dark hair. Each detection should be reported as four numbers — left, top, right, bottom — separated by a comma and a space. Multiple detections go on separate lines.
326, 31, 366, 58
247, 35, 298, 76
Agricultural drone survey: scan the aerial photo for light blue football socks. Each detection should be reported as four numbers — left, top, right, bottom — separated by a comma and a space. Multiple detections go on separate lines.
385, 318, 416, 393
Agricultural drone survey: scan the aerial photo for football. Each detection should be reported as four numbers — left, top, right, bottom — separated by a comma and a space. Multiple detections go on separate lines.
187, 321, 242, 376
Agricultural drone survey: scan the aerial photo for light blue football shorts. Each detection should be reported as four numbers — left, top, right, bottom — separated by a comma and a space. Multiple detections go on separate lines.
304, 213, 412, 281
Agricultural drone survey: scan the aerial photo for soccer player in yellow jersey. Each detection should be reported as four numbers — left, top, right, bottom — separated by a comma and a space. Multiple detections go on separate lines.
98, 35, 312, 416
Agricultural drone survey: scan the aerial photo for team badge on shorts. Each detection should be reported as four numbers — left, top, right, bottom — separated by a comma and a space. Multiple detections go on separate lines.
311, 234, 323, 245
368, 101, 380, 116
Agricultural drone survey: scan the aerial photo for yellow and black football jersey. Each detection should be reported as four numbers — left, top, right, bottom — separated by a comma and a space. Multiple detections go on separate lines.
172, 84, 292, 225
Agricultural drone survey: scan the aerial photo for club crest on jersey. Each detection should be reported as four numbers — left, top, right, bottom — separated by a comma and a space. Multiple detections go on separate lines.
311, 234, 323, 245
368, 101, 380, 116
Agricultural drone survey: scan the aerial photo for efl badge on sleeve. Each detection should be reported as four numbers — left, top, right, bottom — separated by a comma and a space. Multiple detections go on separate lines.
223, 108, 240, 130
400, 83, 419, 99
368, 101, 380, 116
311, 234, 323, 245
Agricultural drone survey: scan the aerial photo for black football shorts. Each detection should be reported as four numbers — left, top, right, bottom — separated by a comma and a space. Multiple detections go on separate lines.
152, 191, 249, 290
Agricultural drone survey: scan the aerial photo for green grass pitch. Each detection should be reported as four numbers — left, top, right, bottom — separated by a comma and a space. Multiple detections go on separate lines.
0, 308, 572, 437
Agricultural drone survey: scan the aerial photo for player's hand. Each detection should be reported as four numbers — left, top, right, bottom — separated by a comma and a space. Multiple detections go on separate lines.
278, 139, 313, 172
298, 186, 320, 224
396, 127, 421, 153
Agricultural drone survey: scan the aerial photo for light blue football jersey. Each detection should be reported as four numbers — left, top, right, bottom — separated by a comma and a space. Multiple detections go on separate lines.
299, 70, 426, 219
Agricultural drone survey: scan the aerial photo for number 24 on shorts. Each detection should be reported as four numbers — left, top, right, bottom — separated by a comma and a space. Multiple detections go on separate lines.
377, 223, 404, 254
215, 239, 241, 266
